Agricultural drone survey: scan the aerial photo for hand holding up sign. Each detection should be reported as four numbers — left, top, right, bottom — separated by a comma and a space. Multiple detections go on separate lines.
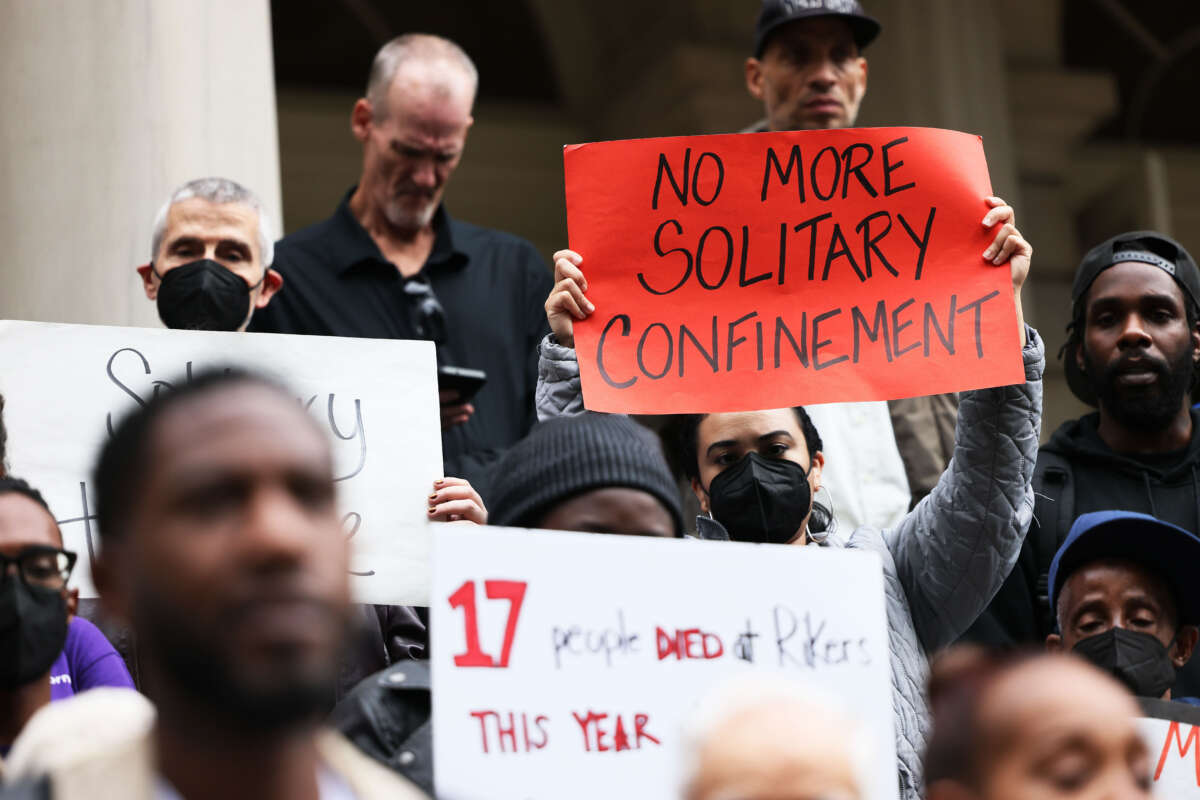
981, 196, 1031, 347
546, 248, 593, 349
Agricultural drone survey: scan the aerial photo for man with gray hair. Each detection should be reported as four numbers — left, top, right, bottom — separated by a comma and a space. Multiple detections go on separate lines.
250, 34, 552, 502
136, 177, 283, 331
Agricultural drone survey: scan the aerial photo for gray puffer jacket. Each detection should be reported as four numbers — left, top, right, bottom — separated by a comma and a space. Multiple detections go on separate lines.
535, 329, 1044, 800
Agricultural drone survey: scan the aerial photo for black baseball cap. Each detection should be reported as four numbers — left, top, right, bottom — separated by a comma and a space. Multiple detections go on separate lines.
1063, 230, 1200, 405
753, 0, 882, 57
1048, 510, 1200, 630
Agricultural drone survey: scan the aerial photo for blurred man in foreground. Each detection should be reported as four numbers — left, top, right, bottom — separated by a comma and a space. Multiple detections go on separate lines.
6, 370, 425, 798
925, 649, 1153, 800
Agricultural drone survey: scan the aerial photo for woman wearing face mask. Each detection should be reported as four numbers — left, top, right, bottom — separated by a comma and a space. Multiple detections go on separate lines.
537, 199, 1042, 800
924, 648, 1153, 800
662, 407, 835, 545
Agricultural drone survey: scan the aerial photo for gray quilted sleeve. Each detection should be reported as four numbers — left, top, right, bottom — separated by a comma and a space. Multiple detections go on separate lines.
535, 334, 586, 420
884, 326, 1044, 652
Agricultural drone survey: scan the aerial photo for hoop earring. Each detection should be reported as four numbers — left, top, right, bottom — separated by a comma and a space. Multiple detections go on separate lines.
805, 484, 838, 545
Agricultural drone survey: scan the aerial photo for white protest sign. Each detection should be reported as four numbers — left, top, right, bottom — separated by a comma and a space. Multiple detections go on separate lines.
0, 319, 441, 605
432, 526, 898, 800
1139, 714, 1200, 796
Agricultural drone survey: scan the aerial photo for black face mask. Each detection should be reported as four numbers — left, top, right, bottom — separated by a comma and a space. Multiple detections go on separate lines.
1073, 627, 1178, 698
154, 259, 258, 331
707, 452, 812, 545
0, 575, 69, 689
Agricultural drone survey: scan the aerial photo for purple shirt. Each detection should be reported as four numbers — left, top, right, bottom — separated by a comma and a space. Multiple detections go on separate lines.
49, 616, 135, 701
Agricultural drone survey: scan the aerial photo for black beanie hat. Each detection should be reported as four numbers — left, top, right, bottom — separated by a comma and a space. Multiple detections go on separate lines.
489, 413, 684, 536
1063, 230, 1200, 405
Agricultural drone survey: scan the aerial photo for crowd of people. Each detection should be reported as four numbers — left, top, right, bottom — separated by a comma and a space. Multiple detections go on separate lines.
1, 0, 1198, 798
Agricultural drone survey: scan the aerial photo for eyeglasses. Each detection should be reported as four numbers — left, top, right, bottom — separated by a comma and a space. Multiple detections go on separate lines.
403, 276, 447, 345
0, 546, 77, 590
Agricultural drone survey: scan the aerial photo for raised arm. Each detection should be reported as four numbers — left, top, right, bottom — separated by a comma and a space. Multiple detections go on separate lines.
882, 199, 1042, 652
536, 249, 589, 419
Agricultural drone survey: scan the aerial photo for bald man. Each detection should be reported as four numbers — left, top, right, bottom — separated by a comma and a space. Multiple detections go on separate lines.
251, 34, 551, 503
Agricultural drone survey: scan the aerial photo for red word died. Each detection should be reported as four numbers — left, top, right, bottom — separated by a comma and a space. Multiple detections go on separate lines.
656, 626, 724, 660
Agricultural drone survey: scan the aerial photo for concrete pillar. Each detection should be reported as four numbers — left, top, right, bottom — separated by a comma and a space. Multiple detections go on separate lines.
0, 0, 282, 329
862, 0, 1020, 205
993, 0, 1119, 431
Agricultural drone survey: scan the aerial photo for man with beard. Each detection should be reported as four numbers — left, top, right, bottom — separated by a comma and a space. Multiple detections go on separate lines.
3, 369, 427, 797
249, 34, 551, 502
966, 231, 1200, 697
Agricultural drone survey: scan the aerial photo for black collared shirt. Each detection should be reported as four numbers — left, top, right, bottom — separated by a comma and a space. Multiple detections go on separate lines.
250, 192, 552, 499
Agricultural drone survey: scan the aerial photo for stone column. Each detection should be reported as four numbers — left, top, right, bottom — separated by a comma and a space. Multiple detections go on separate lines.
861, 0, 1020, 208
0, 0, 282, 329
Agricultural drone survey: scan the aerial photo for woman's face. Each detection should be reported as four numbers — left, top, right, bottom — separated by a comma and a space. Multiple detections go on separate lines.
691, 408, 823, 544
967, 659, 1152, 800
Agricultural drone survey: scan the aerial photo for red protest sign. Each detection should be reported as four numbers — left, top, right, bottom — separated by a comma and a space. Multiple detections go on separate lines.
563, 127, 1024, 414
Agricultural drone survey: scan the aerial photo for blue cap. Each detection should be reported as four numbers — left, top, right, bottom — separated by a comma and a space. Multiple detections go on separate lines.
1048, 510, 1200, 629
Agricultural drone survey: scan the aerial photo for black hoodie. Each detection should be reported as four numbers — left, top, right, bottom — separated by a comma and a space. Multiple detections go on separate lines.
963, 409, 1200, 697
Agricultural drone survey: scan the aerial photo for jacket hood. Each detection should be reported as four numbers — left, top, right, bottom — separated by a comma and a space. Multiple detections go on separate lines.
1043, 408, 1200, 482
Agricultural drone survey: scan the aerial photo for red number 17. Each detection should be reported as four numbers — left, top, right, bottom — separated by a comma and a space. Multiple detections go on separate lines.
447, 579, 527, 668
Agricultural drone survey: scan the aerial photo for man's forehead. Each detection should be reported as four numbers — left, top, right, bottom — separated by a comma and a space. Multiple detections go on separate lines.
165, 198, 260, 243
1065, 557, 1171, 601
0, 493, 61, 549
148, 385, 329, 474
1087, 260, 1184, 305
384, 69, 472, 133
985, 658, 1140, 736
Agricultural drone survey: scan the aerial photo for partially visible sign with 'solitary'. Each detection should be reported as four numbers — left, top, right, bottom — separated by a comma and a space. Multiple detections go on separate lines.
0, 320, 442, 605
563, 126, 1024, 413
432, 526, 898, 800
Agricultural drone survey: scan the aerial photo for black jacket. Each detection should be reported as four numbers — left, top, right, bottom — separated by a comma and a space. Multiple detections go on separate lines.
249, 198, 552, 503
329, 661, 432, 795
964, 409, 1200, 696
